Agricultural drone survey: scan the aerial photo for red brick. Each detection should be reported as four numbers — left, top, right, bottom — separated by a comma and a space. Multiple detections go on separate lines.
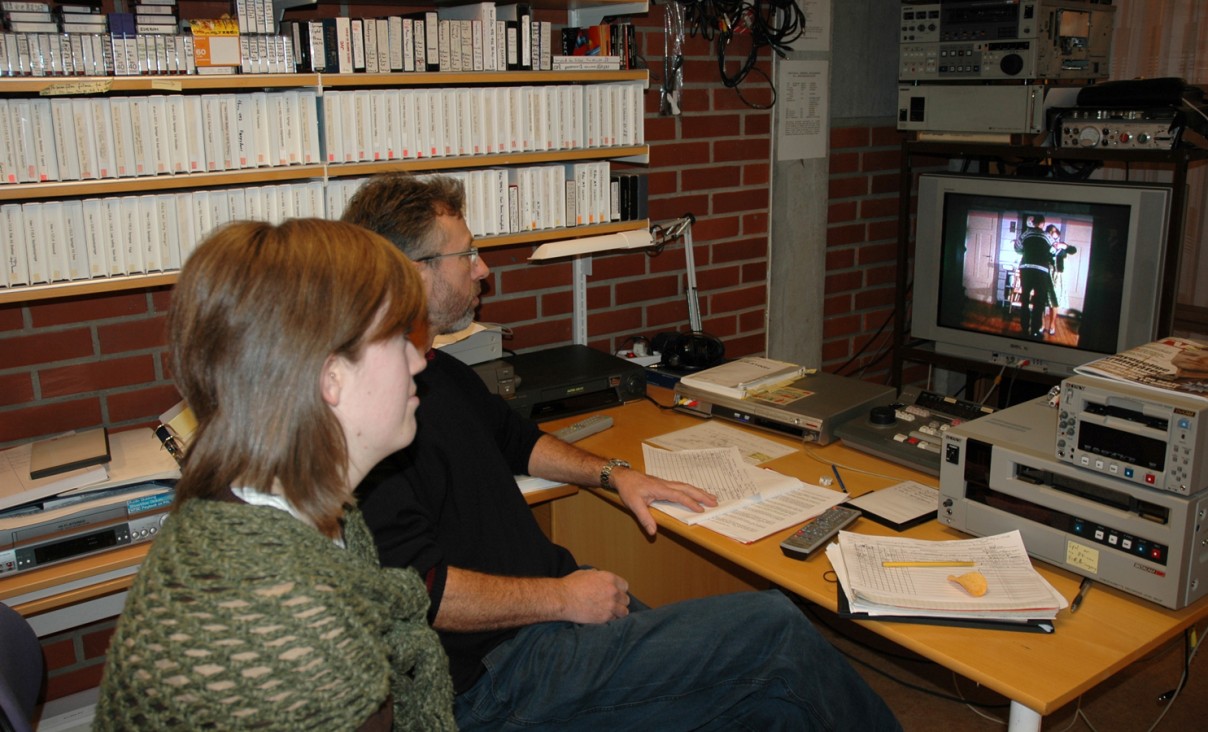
538, 291, 572, 317
647, 247, 687, 274
106, 384, 180, 424
713, 85, 772, 110
45, 663, 105, 702
744, 113, 771, 137
824, 294, 854, 316
866, 265, 898, 287
646, 300, 690, 328
868, 219, 900, 243
650, 194, 709, 222
0, 329, 94, 370
650, 141, 710, 168
648, 170, 678, 196
829, 152, 860, 174
855, 288, 897, 311
97, 316, 168, 354
29, 292, 149, 328
828, 201, 858, 225
42, 638, 77, 671
40, 355, 158, 399
589, 252, 648, 281
678, 89, 712, 114
871, 172, 901, 196
825, 314, 861, 334
150, 287, 173, 313
821, 340, 849, 363
696, 265, 742, 292
586, 284, 612, 310
725, 333, 765, 357
827, 223, 866, 247
742, 162, 770, 187
825, 270, 864, 293
860, 196, 900, 220
510, 320, 572, 350
82, 625, 116, 660
690, 216, 740, 242
681, 114, 741, 139
616, 275, 679, 305
645, 116, 678, 142
713, 238, 767, 264
499, 261, 570, 294
742, 212, 768, 236
742, 260, 768, 284
479, 295, 538, 325
737, 309, 765, 332
0, 372, 35, 407
830, 176, 868, 200
711, 188, 768, 215
858, 243, 898, 266
0, 399, 103, 444
710, 285, 766, 313
713, 137, 770, 163
872, 126, 908, 147
681, 165, 742, 191
831, 127, 871, 150
862, 149, 902, 173
826, 249, 856, 270
0, 304, 21, 331
588, 307, 644, 336
700, 314, 737, 338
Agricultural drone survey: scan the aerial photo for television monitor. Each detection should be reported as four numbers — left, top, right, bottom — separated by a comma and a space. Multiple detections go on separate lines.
911, 173, 1172, 376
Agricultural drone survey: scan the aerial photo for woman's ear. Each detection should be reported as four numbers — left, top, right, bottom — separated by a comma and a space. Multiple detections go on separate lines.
321, 355, 344, 407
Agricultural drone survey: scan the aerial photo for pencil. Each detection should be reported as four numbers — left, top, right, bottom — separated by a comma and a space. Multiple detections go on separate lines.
831, 464, 848, 493
881, 561, 976, 568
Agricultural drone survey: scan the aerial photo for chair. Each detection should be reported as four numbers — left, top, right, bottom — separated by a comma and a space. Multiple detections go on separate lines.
0, 602, 43, 732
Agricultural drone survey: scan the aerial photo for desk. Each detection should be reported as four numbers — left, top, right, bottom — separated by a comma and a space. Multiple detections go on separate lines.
0, 484, 578, 636
544, 389, 1208, 732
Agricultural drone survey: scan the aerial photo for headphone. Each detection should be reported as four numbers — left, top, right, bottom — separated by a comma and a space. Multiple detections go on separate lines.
652, 331, 726, 371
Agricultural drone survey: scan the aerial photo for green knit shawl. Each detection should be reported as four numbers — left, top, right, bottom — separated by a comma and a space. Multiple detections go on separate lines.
93, 499, 455, 731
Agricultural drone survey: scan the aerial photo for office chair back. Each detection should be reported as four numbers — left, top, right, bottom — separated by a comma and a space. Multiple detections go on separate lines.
0, 601, 43, 732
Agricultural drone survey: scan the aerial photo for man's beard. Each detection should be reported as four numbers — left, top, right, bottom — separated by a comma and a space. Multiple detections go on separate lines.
430, 279, 480, 335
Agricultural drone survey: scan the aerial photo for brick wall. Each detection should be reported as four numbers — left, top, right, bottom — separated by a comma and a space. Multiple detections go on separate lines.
822, 125, 911, 385
40, 619, 117, 703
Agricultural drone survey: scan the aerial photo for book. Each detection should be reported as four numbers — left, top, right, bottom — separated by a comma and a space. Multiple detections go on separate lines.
28, 427, 110, 480
1073, 337, 1208, 401
677, 356, 807, 399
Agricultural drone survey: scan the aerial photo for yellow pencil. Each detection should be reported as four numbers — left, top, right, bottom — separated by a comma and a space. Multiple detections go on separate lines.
882, 561, 976, 568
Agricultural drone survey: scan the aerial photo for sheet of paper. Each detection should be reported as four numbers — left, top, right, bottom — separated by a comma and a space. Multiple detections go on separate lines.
700, 479, 846, 543
646, 422, 796, 465
847, 480, 938, 525
1, 441, 110, 511
644, 445, 770, 524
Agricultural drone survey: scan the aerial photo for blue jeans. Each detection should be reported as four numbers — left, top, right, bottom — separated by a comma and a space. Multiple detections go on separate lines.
454, 590, 901, 731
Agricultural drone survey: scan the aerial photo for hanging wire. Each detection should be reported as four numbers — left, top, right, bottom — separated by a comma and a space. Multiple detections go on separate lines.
669, 0, 807, 108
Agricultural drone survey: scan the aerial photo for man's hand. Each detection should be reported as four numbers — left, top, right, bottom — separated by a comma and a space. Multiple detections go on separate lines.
611, 470, 718, 536
558, 568, 631, 623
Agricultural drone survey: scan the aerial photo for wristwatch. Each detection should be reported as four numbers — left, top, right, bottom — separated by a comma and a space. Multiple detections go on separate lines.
599, 458, 631, 491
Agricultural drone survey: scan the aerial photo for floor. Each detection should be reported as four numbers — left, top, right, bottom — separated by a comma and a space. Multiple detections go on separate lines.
801, 601, 1207, 731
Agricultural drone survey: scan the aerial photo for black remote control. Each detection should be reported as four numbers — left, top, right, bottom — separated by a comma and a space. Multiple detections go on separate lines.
779, 505, 861, 560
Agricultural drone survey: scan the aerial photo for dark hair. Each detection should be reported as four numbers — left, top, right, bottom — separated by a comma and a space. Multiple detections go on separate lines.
341, 173, 467, 261
168, 219, 427, 537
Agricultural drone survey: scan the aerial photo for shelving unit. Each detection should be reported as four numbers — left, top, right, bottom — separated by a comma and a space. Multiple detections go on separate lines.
0, 67, 651, 305
891, 139, 1208, 397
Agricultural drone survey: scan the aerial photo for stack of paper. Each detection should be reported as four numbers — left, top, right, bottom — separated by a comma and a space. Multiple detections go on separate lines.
826, 530, 1067, 632
677, 356, 806, 399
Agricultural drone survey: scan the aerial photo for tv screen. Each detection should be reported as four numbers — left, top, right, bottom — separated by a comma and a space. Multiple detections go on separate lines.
912, 174, 1172, 375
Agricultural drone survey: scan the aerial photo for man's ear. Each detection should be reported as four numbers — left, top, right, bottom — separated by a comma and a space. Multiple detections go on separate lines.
321, 355, 344, 407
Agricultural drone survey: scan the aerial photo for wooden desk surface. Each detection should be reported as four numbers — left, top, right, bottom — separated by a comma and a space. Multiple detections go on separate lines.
0, 484, 577, 619
543, 389, 1208, 717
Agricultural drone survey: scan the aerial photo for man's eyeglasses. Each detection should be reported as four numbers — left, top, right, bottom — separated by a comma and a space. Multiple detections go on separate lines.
415, 247, 479, 265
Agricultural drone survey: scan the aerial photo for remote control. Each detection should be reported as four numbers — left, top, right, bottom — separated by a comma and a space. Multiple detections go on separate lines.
779, 505, 861, 560
552, 414, 614, 443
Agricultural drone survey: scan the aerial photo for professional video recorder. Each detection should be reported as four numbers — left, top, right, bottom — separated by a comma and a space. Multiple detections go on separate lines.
1057, 375, 1208, 496
899, 0, 1114, 82
940, 398, 1208, 610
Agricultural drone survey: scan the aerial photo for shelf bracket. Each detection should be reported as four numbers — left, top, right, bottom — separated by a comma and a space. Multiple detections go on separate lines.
572, 256, 592, 345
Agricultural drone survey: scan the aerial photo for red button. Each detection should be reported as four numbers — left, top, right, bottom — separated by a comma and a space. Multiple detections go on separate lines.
1145, 474, 1156, 484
